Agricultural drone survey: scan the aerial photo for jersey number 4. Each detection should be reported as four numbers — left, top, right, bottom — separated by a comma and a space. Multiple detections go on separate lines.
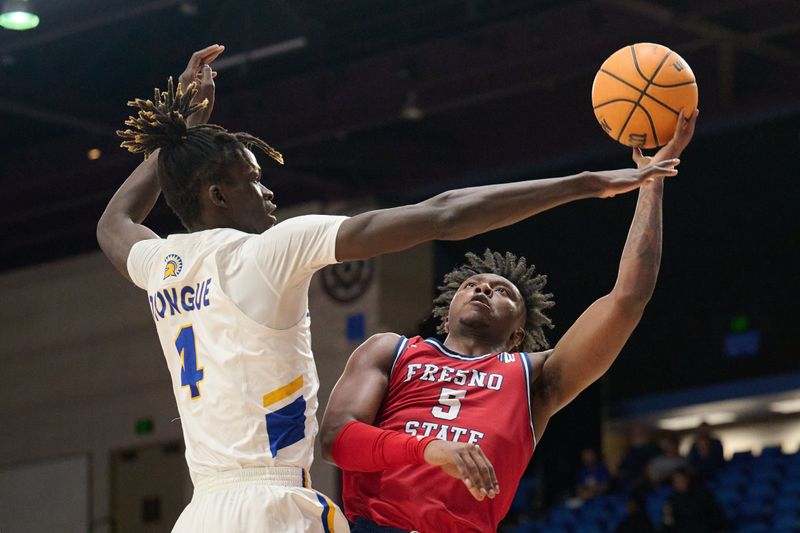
432, 387, 467, 420
175, 325, 204, 399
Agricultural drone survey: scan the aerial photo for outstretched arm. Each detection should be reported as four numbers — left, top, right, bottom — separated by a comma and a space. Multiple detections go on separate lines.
335, 160, 679, 261
96, 45, 224, 280
530, 110, 698, 432
320, 333, 500, 501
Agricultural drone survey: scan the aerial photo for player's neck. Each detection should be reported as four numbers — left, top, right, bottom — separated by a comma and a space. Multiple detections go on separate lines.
443, 334, 509, 356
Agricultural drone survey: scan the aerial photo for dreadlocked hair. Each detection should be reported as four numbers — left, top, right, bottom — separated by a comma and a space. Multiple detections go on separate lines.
432, 249, 555, 352
116, 77, 283, 229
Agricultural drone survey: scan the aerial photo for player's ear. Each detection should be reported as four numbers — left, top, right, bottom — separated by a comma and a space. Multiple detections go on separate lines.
510, 327, 525, 352
208, 184, 226, 208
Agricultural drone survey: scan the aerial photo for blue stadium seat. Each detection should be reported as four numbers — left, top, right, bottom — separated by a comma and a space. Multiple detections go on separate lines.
538, 526, 569, 533
773, 509, 799, 530
774, 496, 800, 513
572, 524, 603, 533
738, 521, 771, 533
781, 478, 800, 495
510, 477, 538, 514
716, 485, 743, 503
732, 450, 755, 462
719, 469, 749, 488
548, 505, 576, 528
760, 445, 783, 457
739, 499, 772, 520
746, 482, 777, 500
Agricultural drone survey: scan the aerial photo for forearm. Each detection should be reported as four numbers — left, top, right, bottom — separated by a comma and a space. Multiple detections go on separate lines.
96, 152, 162, 277
336, 172, 604, 261
99, 151, 161, 226
431, 172, 602, 240
612, 178, 663, 306
330, 420, 435, 472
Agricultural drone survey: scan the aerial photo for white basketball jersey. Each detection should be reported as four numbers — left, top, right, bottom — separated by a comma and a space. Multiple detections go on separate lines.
127, 215, 346, 482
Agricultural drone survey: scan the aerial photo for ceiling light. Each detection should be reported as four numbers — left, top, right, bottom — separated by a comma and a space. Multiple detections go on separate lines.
401, 91, 424, 121
0, 0, 39, 31
87, 148, 102, 160
770, 398, 800, 414
658, 415, 703, 431
657, 412, 736, 431
705, 412, 736, 425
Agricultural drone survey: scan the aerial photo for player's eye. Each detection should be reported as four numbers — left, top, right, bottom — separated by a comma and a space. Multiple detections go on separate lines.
465, 282, 476, 288
497, 287, 507, 294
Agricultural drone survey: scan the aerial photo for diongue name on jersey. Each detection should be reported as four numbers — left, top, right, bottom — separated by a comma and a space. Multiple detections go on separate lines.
147, 278, 214, 322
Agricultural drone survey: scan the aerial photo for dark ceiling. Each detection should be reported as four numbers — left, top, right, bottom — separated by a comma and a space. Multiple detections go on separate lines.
2, 0, 799, 271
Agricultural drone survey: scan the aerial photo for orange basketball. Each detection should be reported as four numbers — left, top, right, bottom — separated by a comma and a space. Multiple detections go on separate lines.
592, 43, 698, 149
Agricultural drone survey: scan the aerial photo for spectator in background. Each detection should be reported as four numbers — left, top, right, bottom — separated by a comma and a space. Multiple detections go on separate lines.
662, 468, 728, 533
616, 424, 662, 490
648, 434, 689, 486
576, 448, 610, 501
689, 423, 724, 481
615, 494, 656, 533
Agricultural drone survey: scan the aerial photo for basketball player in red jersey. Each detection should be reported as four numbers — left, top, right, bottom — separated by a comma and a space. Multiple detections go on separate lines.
320, 110, 698, 533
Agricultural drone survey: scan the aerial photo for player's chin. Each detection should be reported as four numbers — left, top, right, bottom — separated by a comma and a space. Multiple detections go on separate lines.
458, 313, 495, 330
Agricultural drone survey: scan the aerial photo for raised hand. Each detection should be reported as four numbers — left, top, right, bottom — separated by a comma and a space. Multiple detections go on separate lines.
634, 108, 699, 169
423, 440, 500, 501
179, 44, 225, 127
593, 158, 680, 198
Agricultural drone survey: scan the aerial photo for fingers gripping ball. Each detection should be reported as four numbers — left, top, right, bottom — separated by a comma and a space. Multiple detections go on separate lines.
592, 43, 698, 149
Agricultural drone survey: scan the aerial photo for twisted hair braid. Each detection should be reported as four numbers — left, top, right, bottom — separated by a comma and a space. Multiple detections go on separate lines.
116, 77, 283, 229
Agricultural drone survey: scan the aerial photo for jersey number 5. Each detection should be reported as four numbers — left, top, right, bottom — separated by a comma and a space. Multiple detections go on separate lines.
175, 325, 204, 399
432, 388, 467, 420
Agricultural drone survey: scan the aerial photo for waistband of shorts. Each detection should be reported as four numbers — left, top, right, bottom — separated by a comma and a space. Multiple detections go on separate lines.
193, 467, 309, 494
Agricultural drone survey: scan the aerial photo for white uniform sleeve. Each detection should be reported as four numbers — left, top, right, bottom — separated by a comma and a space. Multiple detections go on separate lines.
249, 215, 348, 287
126, 238, 163, 290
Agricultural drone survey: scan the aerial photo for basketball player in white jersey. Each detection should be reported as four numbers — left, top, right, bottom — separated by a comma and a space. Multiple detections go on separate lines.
96, 45, 679, 532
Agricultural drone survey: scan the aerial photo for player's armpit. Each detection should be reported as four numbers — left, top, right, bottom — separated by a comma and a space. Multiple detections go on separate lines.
97, 216, 159, 282
526, 350, 553, 384
319, 332, 402, 462
531, 294, 642, 428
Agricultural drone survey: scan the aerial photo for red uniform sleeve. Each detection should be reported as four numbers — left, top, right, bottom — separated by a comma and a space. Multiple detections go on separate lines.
332, 420, 437, 472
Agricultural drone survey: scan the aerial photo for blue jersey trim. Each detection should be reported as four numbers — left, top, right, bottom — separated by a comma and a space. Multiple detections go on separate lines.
423, 337, 497, 361
519, 352, 537, 447
316, 492, 332, 533
389, 335, 409, 376
265, 395, 307, 457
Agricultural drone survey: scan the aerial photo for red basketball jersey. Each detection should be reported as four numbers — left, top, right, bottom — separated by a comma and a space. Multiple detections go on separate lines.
341, 336, 537, 533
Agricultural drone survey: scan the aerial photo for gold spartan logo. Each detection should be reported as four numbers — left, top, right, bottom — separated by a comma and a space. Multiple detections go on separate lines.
163, 254, 183, 279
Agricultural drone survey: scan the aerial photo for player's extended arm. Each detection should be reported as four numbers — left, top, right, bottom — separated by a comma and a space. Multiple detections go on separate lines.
531, 110, 698, 431
320, 333, 500, 501
335, 161, 680, 261
96, 45, 224, 280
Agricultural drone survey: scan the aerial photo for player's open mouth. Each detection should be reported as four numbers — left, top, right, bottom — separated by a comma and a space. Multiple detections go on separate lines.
469, 296, 491, 310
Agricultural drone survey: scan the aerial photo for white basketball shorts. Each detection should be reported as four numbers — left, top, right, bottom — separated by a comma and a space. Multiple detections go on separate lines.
173, 467, 350, 533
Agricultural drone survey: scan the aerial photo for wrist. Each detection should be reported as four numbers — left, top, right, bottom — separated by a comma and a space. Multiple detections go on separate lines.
421, 437, 443, 464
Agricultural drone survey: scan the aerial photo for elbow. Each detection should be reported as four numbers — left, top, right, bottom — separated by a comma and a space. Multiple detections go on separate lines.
319, 423, 340, 464
611, 287, 652, 316
96, 215, 110, 249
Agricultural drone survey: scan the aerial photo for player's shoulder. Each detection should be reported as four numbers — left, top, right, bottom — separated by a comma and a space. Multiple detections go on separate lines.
350, 332, 404, 373
360, 332, 403, 353
269, 214, 347, 234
